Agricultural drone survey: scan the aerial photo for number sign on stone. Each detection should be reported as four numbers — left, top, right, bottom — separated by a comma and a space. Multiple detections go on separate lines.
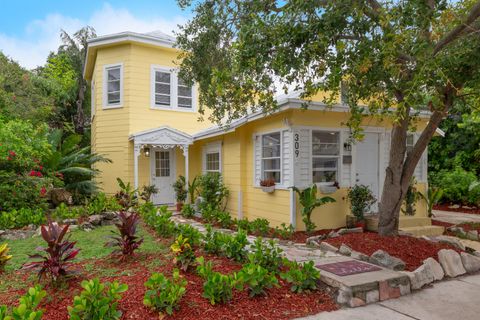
316, 260, 382, 276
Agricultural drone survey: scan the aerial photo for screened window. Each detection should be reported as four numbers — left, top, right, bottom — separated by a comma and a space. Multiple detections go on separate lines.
312, 131, 340, 183
154, 71, 171, 106
105, 65, 121, 106
206, 152, 220, 172
155, 151, 170, 177
261, 132, 281, 183
177, 77, 193, 109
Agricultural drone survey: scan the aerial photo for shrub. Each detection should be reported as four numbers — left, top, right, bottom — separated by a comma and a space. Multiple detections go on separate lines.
280, 260, 320, 293
202, 271, 242, 305
22, 221, 80, 282
273, 223, 295, 239
419, 187, 444, 217
187, 176, 199, 204
87, 192, 121, 215
200, 204, 219, 224
195, 256, 214, 279
143, 269, 187, 316
114, 178, 138, 210
145, 206, 176, 238
347, 184, 376, 221
105, 211, 143, 259
291, 185, 336, 233
52, 203, 82, 220
250, 218, 270, 236
68, 279, 128, 320
248, 238, 283, 273
174, 224, 202, 248
171, 234, 196, 272
203, 225, 226, 255
224, 229, 248, 262
236, 218, 251, 233
140, 184, 158, 203
238, 263, 278, 297
402, 178, 422, 216
216, 210, 235, 229
0, 285, 46, 320
181, 203, 195, 218
0, 243, 12, 272
197, 173, 229, 210
172, 175, 188, 203
0, 208, 46, 230
432, 167, 479, 205
138, 202, 157, 224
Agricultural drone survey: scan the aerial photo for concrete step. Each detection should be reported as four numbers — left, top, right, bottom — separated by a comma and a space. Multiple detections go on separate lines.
365, 216, 433, 231
399, 225, 445, 237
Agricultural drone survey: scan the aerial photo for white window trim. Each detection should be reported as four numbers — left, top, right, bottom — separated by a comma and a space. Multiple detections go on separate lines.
311, 129, 342, 186
91, 79, 95, 119
260, 130, 283, 185
150, 65, 196, 112
102, 63, 123, 109
202, 142, 222, 173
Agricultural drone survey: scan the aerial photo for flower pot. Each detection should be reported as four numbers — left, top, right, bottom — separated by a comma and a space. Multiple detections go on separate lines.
355, 220, 366, 230
176, 202, 183, 212
261, 186, 275, 193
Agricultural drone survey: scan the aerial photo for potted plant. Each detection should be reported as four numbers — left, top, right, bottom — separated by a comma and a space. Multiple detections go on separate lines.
172, 175, 188, 212
346, 185, 376, 230
260, 178, 276, 193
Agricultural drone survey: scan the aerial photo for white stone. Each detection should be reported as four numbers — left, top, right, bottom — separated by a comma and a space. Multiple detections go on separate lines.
474, 251, 480, 258
466, 230, 479, 241
319, 242, 338, 253
339, 244, 352, 256
351, 250, 370, 261
436, 236, 466, 251
460, 252, 480, 273
438, 249, 466, 277
407, 264, 435, 290
369, 250, 406, 271
366, 290, 379, 303
423, 257, 444, 281
337, 227, 363, 235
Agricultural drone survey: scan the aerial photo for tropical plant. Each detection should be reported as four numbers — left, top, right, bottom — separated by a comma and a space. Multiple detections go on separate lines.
203, 225, 226, 255
347, 185, 377, 221
236, 218, 251, 233
114, 178, 138, 210
171, 234, 196, 272
273, 223, 295, 239
105, 211, 143, 259
22, 221, 80, 281
195, 256, 214, 279
238, 263, 279, 297
174, 224, 203, 248
143, 269, 187, 316
181, 203, 195, 218
153, 207, 177, 238
172, 175, 188, 204
202, 271, 242, 305
432, 167, 480, 205
0, 285, 46, 320
187, 176, 199, 204
223, 229, 248, 262
216, 210, 235, 229
197, 173, 229, 210
0, 208, 46, 230
0, 243, 12, 272
248, 238, 283, 273
280, 260, 320, 293
140, 184, 158, 203
250, 218, 270, 236
419, 187, 444, 217
401, 178, 422, 216
68, 278, 128, 320
291, 185, 336, 233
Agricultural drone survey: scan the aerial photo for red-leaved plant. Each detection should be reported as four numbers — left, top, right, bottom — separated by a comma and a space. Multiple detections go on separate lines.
105, 211, 143, 260
22, 221, 80, 281
259, 178, 276, 187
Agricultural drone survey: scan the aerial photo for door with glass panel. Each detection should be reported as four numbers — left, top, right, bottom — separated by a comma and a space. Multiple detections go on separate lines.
150, 149, 176, 204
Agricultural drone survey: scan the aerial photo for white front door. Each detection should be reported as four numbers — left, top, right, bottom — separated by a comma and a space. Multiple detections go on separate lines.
356, 132, 380, 212
150, 149, 176, 205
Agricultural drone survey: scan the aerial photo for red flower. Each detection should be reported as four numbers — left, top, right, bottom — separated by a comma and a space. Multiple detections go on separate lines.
38, 165, 43, 170
29, 170, 36, 176
6, 156, 11, 161
36, 171, 43, 177
40, 187, 47, 197
8, 150, 16, 157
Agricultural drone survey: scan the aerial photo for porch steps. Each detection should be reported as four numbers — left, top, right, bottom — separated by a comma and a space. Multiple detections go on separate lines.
399, 225, 445, 237
365, 215, 444, 237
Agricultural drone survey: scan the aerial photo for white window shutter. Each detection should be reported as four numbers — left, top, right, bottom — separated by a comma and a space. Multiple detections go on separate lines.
292, 128, 311, 188
282, 130, 291, 187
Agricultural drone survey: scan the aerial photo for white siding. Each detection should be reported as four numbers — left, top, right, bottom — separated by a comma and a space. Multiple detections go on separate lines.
293, 128, 311, 188
282, 130, 292, 187
340, 131, 352, 187
253, 135, 262, 186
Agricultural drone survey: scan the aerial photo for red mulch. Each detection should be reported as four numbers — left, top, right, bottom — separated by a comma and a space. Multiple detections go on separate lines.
325, 232, 461, 271
434, 204, 480, 215
0, 234, 337, 319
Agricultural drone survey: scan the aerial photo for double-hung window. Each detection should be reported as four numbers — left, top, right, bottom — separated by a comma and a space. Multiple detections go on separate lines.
177, 77, 193, 109
151, 66, 194, 110
312, 131, 340, 184
261, 132, 281, 183
104, 64, 122, 107
203, 142, 221, 173
154, 70, 171, 107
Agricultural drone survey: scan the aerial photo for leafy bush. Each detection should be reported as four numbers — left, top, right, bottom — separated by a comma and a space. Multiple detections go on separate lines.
280, 260, 320, 293
200, 204, 219, 224
140, 184, 158, 203
22, 221, 80, 281
181, 203, 195, 218
202, 271, 242, 305
172, 175, 188, 203
171, 234, 196, 272
138, 202, 157, 224
248, 238, 283, 273
223, 229, 248, 262
431, 167, 479, 205
291, 185, 336, 233
195, 256, 214, 279
238, 263, 278, 297
114, 178, 138, 210
68, 279, 128, 320
216, 210, 235, 229
0, 208, 46, 230
52, 203, 87, 220
197, 173, 229, 210
0, 243, 12, 272
419, 187, 443, 217
0, 285, 46, 320
106, 211, 143, 259
174, 224, 202, 248
203, 225, 226, 255
250, 218, 270, 236
236, 218, 251, 233
273, 223, 295, 239
143, 269, 187, 316
347, 184, 376, 221
187, 176, 199, 204
142, 205, 176, 238
87, 193, 121, 215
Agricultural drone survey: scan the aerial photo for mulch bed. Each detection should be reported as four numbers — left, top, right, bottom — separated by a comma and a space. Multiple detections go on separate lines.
0, 227, 338, 319
325, 232, 460, 271
434, 204, 480, 215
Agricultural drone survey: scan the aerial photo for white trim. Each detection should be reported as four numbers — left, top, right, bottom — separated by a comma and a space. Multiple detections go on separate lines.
290, 188, 296, 228
202, 141, 222, 173
310, 129, 342, 186
102, 63, 124, 109
91, 79, 95, 119
150, 147, 177, 205
88, 31, 175, 49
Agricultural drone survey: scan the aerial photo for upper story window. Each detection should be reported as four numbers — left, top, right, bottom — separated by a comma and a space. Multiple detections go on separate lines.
151, 66, 194, 111
261, 132, 281, 183
103, 63, 123, 108
312, 131, 340, 184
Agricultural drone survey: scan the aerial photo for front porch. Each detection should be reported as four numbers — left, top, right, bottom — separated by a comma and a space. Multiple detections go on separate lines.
129, 126, 193, 205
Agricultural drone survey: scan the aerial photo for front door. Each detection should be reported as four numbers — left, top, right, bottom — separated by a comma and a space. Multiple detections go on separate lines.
150, 149, 176, 205
356, 132, 380, 212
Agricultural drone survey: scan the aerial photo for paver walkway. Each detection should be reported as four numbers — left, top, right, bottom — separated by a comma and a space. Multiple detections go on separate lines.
432, 209, 480, 224
299, 273, 480, 320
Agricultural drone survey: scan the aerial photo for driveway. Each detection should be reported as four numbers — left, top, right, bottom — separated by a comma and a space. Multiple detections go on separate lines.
299, 274, 480, 320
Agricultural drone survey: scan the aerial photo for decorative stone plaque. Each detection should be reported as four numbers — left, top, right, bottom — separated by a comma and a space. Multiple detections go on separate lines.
316, 260, 382, 276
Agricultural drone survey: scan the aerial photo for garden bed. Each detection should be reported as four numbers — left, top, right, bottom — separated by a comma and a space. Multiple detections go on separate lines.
325, 232, 460, 271
433, 204, 480, 215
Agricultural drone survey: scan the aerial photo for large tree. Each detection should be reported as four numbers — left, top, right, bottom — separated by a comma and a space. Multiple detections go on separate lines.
176, 0, 480, 235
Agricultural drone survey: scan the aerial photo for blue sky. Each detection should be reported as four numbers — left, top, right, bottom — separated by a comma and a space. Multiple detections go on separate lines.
0, 1, 191, 69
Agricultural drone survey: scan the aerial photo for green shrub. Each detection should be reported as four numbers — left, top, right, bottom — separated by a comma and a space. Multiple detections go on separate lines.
248, 238, 283, 273
238, 263, 278, 297
273, 223, 295, 239
0, 285, 46, 320
181, 203, 195, 218
280, 260, 320, 293
216, 211, 235, 229
250, 218, 270, 236
68, 279, 128, 320
170, 234, 196, 272
197, 173, 229, 210
52, 203, 85, 220
138, 202, 157, 224
236, 218, 251, 233
87, 192, 121, 215
152, 206, 176, 238
174, 224, 202, 248
173, 175, 188, 203
196, 256, 214, 279
200, 204, 219, 224
0, 208, 46, 229
347, 184, 377, 221
432, 167, 479, 205
203, 225, 226, 255
202, 271, 242, 305
223, 229, 248, 262
143, 269, 187, 316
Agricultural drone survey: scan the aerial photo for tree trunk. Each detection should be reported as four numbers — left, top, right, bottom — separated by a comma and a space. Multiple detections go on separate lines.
74, 80, 86, 134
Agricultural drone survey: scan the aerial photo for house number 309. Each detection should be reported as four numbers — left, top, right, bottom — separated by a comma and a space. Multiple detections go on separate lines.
294, 133, 299, 157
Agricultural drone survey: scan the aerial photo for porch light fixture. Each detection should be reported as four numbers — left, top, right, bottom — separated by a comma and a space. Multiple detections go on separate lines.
143, 147, 150, 157
343, 142, 352, 152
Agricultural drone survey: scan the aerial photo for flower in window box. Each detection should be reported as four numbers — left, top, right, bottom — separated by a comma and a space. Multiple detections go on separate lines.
260, 178, 276, 193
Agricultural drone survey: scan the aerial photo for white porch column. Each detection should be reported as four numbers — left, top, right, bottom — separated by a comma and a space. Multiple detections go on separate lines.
183, 145, 189, 185
134, 143, 141, 190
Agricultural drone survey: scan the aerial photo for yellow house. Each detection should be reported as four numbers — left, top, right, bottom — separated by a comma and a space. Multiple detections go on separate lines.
84, 30, 436, 232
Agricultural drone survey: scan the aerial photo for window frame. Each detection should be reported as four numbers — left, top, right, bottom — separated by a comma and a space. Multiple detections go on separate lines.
102, 63, 123, 109
311, 130, 341, 186
203, 142, 222, 173
150, 65, 196, 112
260, 131, 283, 185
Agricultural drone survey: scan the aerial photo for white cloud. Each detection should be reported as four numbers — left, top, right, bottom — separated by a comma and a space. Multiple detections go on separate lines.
0, 3, 187, 69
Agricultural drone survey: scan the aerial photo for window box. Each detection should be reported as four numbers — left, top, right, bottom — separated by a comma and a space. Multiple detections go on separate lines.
260, 178, 276, 193
319, 185, 338, 194
261, 185, 275, 193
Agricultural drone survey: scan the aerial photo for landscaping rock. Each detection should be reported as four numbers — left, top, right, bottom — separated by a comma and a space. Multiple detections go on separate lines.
319, 242, 338, 253
423, 257, 444, 281
306, 235, 326, 245
103, 211, 117, 220
403, 264, 434, 290
369, 250, 406, 271
436, 235, 466, 251
337, 227, 363, 235
466, 230, 479, 241
0, 229, 35, 240
327, 230, 340, 238
351, 250, 370, 261
460, 252, 480, 273
339, 244, 352, 256
88, 214, 103, 226
63, 219, 78, 225
474, 251, 480, 258
0, 230, 5, 237
448, 226, 467, 237
448, 204, 461, 209
79, 222, 94, 231
438, 249, 466, 277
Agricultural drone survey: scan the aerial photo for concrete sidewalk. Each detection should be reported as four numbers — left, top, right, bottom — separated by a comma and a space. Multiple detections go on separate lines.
299, 274, 480, 320
432, 210, 480, 224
